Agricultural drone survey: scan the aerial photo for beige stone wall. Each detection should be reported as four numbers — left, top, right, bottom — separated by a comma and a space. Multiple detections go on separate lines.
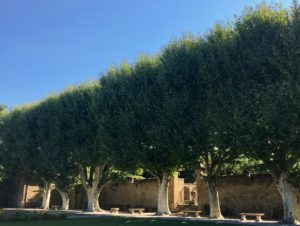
100, 176, 189, 210
100, 179, 158, 210
169, 176, 185, 209
22, 184, 42, 207
184, 183, 197, 204
196, 173, 283, 218
21, 175, 196, 210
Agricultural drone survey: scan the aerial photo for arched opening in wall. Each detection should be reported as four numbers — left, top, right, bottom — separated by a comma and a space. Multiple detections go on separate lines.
49, 189, 62, 209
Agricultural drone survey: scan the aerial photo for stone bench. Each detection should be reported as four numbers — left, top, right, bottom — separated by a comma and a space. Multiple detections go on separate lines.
240, 213, 264, 222
183, 210, 202, 217
110, 208, 119, 214
129, 208, 145, 214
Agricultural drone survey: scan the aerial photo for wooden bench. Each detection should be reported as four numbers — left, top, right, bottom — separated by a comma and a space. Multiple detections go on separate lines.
240, 213, 264, 222
183, 210, 202, 217
110, 208, 119, 214
129, 208, 145, 214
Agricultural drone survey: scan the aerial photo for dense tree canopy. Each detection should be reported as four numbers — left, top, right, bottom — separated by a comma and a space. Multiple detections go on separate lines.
0, 2, 300, 223
98, 57, 188, 214
232, 3, 300, 223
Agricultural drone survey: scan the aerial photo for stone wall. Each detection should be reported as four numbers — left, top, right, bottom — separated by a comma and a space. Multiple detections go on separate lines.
22, 184, 42, 207
196, 172, 283, 218
21, 175, 195, 210
2, 172, 285, 218
100, 176, 196, 211
169, 176, 186, 209
100, 179, 159, 210
100, 176, 187, 210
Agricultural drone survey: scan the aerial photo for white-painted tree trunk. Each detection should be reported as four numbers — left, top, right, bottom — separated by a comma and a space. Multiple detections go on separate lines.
57, 189, 69, 211
93, 189, 102, 211
274, 173, 300, 224
86, 187, 96, 212
83, 186, 102, 212
40, 182, 51, 210
81, 165, 107, 212
207, 180, 223, 219
157, 172, 171, 215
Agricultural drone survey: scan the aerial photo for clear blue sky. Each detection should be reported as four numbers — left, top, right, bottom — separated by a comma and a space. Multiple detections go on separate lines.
0, 0, 293, 108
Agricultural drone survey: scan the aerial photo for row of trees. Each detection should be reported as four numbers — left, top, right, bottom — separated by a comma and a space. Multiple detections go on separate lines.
1, 2, 300, 223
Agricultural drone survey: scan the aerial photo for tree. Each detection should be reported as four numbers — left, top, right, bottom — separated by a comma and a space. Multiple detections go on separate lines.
0, 105, 41, 207
159, 29, 241, 219
232, 3, 300, 223
1, 102, 59, 210
58, 84, 112, 212
23, 103, 57, 210
33, 94, 79, 210
99, 57, 187, 215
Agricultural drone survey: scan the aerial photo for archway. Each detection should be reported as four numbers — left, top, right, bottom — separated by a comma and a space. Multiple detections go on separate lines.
49, 189, 62, 209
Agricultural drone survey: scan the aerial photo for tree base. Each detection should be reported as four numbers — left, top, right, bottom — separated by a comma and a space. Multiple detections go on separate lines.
156, 212, 171, 216
209, 215, 224, 220
40, 207, 49, 211
95, 208, 104, 212
84, 208, 104, 213
280, 218, 300, 225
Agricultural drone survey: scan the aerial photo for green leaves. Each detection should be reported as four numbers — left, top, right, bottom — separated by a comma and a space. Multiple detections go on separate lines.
230, 2, 300, 181
1, 1, 300, 191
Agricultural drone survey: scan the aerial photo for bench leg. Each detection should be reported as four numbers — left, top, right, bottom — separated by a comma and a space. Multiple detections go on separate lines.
130, 210, 134, 214
195, 212, 200, 218
138, 210, 142, 214
240, 215, 247, 221
256, 216, 262, 222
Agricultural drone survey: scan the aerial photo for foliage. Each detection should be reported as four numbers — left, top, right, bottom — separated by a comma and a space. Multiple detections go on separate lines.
159, 28, 241, 184
0, 105, 5, 114
220, 157, 264, 176
33, 93, 80, 191
99, 56, 188, 181
58, 83, 106, 169
1, 2, 300, 217
0, 105, 37, 177
232, 2, 300, 182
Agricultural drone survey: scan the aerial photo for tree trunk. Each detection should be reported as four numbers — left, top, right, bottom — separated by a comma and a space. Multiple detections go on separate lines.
93, 188, 102, 211
15, 176, 25, 208
84, 184, 103, 212
274, 173, 300, 224
57, 188, 69, 211
207, 179, 223, 219
157, 172, 171, 215
85, 186, 96, 212
40, 182, 51, 210
81, 165, 106, 212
